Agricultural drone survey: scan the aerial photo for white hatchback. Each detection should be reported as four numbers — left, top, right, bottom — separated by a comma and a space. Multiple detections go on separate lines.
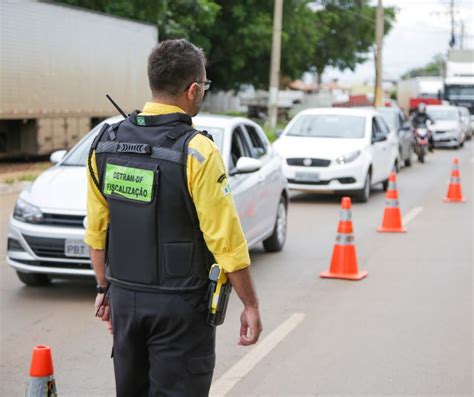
7, 114, 288, 286
273, 107, 399, 202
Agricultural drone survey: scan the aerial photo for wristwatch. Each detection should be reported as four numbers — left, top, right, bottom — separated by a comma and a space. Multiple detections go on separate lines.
96, 284, 108, 294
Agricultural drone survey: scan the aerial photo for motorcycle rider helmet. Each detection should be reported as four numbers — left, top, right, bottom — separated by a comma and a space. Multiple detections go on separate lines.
417, 102, 426, 113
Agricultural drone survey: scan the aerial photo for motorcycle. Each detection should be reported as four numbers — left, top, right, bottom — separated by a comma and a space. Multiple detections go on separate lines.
412, 120, 433, 163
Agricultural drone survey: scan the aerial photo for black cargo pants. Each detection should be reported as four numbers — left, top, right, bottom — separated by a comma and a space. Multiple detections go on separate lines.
109, 284, 216, 397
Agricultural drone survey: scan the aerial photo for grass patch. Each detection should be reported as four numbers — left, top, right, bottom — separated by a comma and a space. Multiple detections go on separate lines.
18, 174, 37, 182
3, 177, 16, 185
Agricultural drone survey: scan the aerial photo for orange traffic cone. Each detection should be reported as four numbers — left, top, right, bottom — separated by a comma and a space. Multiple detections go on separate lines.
378, 172, 407, 233
320, 197, 367, 280
26, 346, 57, 397
444, 158, 465, 202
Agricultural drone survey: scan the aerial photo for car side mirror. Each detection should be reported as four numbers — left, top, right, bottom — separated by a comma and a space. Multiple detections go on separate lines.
230, 157, 262, 176
50, 150, 67, 164
402, 121, 411, 130
372, 134, 387, 144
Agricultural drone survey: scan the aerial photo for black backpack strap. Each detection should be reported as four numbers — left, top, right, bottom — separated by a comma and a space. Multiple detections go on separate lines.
88, 123, 110, 198
160, 124, 196, 149
199, 129, 214, 142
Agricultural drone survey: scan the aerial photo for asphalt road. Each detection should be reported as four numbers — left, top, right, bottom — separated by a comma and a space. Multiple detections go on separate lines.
1, 143, 472, 396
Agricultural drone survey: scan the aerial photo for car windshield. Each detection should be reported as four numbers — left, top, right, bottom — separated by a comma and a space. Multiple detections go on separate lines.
426, 108, 459, 121
445, 86, 474, 100
377, 110, 397, 131
286, 114, 366, 139
61, 123, 103, 166
61, 122, 225, 167
194, 125, 224, 152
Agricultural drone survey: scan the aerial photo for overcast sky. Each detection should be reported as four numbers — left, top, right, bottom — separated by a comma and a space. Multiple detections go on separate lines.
322, 0, 474, 84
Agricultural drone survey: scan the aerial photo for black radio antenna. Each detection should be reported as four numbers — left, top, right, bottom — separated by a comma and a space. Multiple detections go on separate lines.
106, 94, 127, 119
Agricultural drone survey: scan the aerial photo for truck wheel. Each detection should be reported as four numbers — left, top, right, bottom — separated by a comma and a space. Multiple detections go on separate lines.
353, 172, 371, 203
263, 196, 287, 252
16, 271, 50, 286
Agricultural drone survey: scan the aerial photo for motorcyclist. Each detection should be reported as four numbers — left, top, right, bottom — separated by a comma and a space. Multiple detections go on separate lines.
411, 102, 435, 152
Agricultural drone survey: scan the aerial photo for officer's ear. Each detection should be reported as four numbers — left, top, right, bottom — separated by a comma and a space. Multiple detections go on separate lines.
185, 83, 199, 101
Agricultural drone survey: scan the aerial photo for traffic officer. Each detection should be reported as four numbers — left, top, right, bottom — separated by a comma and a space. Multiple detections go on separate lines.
85, 39, 262, 396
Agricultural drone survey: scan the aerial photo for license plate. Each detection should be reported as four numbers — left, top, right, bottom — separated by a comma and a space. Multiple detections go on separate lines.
294, 171, 320, 182
65, 239, 89, 258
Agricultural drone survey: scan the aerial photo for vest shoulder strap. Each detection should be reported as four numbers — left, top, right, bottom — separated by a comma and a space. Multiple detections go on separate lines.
160, 124, 196, 149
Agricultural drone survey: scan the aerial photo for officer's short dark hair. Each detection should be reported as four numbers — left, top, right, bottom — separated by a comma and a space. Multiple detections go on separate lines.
148, 39, 206, 97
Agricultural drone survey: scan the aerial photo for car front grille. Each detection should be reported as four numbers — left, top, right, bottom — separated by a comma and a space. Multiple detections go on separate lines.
286, 158, 331, 167
42, 213, 85, 228
23, 235, 68, 258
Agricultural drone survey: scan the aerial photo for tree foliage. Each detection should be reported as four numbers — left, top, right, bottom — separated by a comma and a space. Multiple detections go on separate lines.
401, 54, 445, 79
55, 0, 395, 90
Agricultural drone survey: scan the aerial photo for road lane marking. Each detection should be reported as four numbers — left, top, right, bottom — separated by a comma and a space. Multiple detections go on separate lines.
402, 206, 423, 226
210, 312, 306, 396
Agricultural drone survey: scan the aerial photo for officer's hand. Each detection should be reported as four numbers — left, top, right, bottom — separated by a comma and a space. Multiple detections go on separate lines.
239, 306, 262, 346
94, 293, 110, 321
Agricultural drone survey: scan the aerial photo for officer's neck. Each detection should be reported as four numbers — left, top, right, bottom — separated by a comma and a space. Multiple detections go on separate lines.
151, 96, 192, 116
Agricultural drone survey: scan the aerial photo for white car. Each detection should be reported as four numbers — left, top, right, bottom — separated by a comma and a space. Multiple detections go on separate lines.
426, 105, 465, 148
7, 114, 288, 286
457, 106, 472, 140
273, 107, 399, 202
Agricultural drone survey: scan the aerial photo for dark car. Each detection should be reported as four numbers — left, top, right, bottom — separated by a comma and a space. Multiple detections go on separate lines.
376, 107, 415, 168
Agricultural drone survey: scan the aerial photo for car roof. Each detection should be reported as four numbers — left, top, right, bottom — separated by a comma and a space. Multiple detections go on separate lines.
298, 107, 376, 117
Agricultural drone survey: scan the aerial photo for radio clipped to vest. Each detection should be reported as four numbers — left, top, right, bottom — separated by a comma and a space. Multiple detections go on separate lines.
207, 264, 232, 327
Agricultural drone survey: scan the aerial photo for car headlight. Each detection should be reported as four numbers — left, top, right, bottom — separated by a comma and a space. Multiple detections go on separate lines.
13, 198, 44, 223
447, 130, 459, 136
335, 150, 361, 165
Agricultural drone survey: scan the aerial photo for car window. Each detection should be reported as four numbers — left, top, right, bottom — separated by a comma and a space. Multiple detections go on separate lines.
286, 114, 366, 139
372, 117, 383, 138
426, 108, 459, 121
243, 124, 267, 159
375, 116, 389, 136
230, 126, 251, 170
398, 112, 405, 128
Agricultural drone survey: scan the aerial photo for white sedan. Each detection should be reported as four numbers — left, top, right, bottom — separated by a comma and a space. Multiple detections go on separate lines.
273, 107, 399, 202
7, 114, 288, 286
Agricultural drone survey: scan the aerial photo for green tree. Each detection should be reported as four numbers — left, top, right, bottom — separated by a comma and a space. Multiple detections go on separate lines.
401, 54, 445, 79
312, 0, 396, 81
54, 0, 395, 90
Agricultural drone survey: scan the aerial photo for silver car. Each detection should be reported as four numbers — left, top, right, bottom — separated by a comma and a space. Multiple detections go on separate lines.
7, 114, 288, 286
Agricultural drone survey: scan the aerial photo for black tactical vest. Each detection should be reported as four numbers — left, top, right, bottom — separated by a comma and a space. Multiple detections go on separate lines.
91, 112, 215, 292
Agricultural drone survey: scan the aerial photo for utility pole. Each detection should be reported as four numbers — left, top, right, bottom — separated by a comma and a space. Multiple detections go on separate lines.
374, 0, 384, 107
460, 20, 464, 49
449, 0, 455, 47
268, 0, 283, 131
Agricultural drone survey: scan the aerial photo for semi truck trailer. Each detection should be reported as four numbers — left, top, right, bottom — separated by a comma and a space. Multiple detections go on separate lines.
0, 0, 158, 159
444, 49, 474, 115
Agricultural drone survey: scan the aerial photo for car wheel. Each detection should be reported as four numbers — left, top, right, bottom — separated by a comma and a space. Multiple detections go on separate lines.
16, 271, 50, 286
382, 178, 389, 192
353, 171, 371, 203
263, 196, 287, 252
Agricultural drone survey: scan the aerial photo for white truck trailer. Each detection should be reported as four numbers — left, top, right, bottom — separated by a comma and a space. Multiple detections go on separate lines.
0, 0, 157, 159
444, 49, 474, 116
396, 76, 443, 115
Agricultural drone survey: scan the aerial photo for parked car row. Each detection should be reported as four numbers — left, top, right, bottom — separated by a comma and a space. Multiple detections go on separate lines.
7, 114, 288, 286
6, 104, 469, 286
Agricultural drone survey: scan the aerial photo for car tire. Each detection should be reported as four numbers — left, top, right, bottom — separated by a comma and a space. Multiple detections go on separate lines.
353, 171, 371, 203
382, 178, 389, 192
16, 271, 50, 286
263, 196, 287, 252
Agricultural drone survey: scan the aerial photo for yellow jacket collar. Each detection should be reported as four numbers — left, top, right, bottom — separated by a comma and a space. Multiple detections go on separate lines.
141, 102, 186, 116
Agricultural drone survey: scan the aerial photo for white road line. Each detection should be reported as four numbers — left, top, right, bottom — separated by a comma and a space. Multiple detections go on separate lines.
402, 206, 424, 226
210, 312, 306, 396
